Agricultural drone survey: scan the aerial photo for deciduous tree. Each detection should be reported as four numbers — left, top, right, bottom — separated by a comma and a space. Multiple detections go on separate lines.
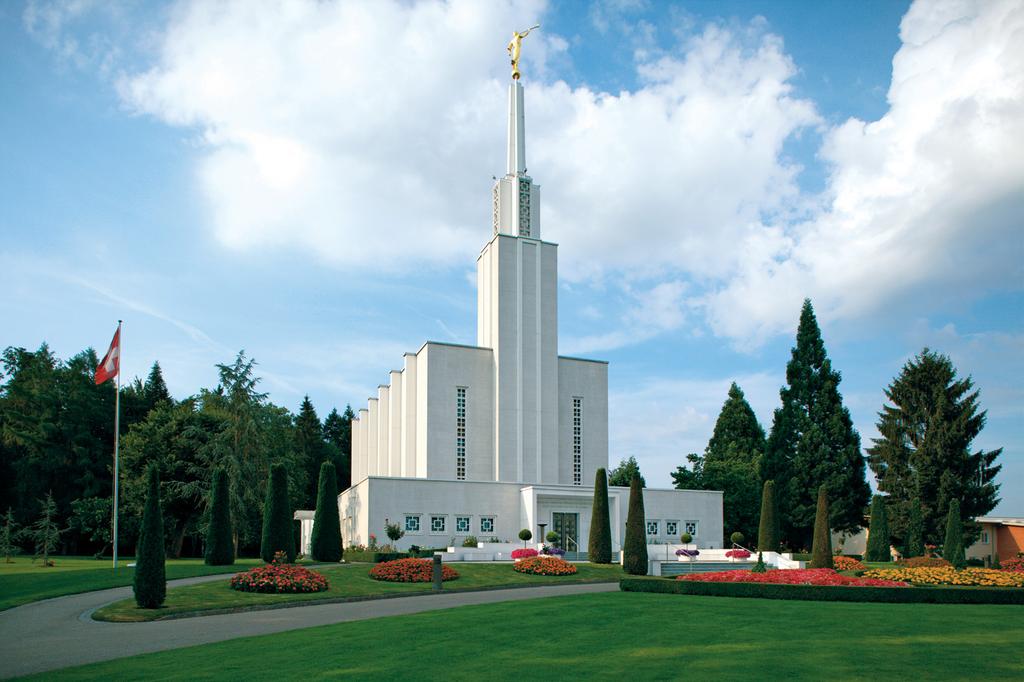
609, 456, 645, 488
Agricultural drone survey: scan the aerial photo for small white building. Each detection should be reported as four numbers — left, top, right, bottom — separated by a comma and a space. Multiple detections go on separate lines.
329, 76, 723, 557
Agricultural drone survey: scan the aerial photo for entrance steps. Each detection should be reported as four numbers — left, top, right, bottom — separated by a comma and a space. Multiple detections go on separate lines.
660, 560, 755, 577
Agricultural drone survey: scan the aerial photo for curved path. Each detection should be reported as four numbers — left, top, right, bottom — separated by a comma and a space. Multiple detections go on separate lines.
0, 573, 617, 679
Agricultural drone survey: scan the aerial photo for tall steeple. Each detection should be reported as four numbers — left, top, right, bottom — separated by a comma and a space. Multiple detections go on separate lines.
492, 80, 541, 239
507, 80, 526, 176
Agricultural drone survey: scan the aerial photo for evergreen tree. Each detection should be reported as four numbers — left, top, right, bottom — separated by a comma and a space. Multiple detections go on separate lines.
295, 396, 329, 508
865, 495, 891, 562
204, 469, 234, 565
143, 362, 172, 408
868, 349, 1001, 548
323, 405, 354, 491
903, 501, 924, 558
622, 476, 648, 575
260, 463, 295, 563
588, 468, 612, 564
134, 464, 166, 608
21, 493, 62, 566
609, 456, 646, 487
809, 486, 833, 569
2, 508, 20, 562
310, 461, 342, 562
943, 498, 966, 570
757, 480, 779, 552
763, 300, 870, 549
672, 383, 765, 543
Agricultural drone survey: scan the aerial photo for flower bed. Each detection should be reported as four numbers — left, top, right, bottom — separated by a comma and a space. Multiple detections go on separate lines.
1001, 557, 1024, 572
678, 568, 908, 588
513, 556, 578, 576
369, 558, 459, 583
230, 562, 329, 593
832, 556, 867, 571
897, 556, 950, 568
725, 549, 751, 559
511, 548, 539, 559
863, 566, 1024, 587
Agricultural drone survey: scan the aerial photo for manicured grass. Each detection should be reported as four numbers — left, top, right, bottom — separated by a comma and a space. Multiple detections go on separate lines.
94, 562, 625, 621
39, 591, 1024, 680
0, 557, 264, 611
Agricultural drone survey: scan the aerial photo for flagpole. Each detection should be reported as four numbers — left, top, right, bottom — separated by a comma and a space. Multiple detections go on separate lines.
113, 320, 122, 570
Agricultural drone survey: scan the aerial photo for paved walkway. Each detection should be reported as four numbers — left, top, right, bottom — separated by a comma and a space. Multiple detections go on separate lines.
0, 574, 617, 678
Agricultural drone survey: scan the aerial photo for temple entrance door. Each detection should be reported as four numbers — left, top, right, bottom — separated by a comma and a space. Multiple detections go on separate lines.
552, 512, 580, 560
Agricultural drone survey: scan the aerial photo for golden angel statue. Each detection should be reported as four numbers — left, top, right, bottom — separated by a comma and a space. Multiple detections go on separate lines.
507, 24, 540, 80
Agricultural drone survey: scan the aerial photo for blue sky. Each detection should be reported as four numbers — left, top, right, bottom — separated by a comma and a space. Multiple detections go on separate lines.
2, 0, 1021, 513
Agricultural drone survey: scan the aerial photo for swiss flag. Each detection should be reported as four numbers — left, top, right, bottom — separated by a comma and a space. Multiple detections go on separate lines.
95, 326, 120, 385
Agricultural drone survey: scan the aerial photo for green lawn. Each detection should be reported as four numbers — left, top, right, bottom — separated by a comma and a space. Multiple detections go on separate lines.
39, 591, 1024, 680
94, 562, 626, 621
0, 556, 264, 611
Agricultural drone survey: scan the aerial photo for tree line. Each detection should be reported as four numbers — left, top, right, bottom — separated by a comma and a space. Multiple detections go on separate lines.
0, 345, 354, 558
628, 299, 1002, 552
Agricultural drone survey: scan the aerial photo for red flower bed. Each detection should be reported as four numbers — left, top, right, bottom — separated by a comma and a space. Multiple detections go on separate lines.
725, 549, 751, 559
511, 548, 539, 559
832, 556, 867, 571
677, 568, 908, 588
230, 563, 329, 593
513, 556, 578, 576
370, 558, 459, 583
1001, 557, 1024, 572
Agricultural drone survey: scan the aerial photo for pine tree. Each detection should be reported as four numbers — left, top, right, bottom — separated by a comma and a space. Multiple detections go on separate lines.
622, 476, 648, 575
865, 495, 891, 562
2, 508, 20, 562
260, 463, 295, 563
134, 464, 166, 608
903, 501, 924, 558
295, 396, 328, 508
588, 468, 612, 564
943, 498, 966, 570
763, 299, 870, 549
868, 349, 1001, 548
609, 456, 645, 487
809, 485, 833, 569
143, 362, 172, 410
310, 461, 342, 562
757, 480, 779, 552
323, 405, 354, 491
22, 492, 63, 567
204, 469, 234, 565
672, 383, 765, 542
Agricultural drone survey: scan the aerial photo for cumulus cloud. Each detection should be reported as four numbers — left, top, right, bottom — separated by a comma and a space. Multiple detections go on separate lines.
69, 0, 1021, 349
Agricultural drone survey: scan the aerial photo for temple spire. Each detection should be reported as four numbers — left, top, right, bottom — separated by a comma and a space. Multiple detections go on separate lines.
507, 81, 526, 176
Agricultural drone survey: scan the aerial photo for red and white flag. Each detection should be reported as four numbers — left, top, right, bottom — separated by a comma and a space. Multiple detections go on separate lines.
95, 326, 121, 385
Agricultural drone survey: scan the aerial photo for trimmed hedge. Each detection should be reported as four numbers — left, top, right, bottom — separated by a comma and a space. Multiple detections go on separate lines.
344, 549, 409, 563
619, 577, 1024, 605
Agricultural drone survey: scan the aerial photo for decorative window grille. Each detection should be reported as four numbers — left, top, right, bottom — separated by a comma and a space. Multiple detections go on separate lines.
646, 521, 659, 536
431, 516, 446, 533
480, 517, 495, 534
684, 520, 699, 537
518, 179, 531, 236
572, 397, 583, 485
456, 387, 467, 480
404, 515, 420, 533
456, 516, 470, 533
492, 185, 500, 235
666, 520, 678, 537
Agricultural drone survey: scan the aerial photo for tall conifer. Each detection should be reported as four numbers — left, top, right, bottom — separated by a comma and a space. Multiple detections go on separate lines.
757, 480, 779, 552
764, 299, 870, 549
260, 463, 295, 563
134, 464, 166, 608
903, 502, 924, 558
943, 499, 966, 570
310, 461, 342, 562
865, 495, 891, 562
809, 485, 833, 569
622, 477, 648, 575
588, 468, 612, 564
204, 468, 234, 565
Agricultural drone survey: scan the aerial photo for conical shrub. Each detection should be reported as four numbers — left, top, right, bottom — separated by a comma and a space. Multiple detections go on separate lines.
809, 485, 833, 569
204, 468, 234, 565
903, 500, 924, 558
865, 494, 891, 562
588, 468, 612, 564
311, 461, 343, 562
623, 476, 648, 575
944, 499, 966, 570
134, 464, 166, 608
757, 480, 779, 552
261, 463, 295, 563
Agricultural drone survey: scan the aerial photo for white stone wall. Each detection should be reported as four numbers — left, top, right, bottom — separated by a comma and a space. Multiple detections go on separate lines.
627, 487, 725, 549
557, 357, 609, 486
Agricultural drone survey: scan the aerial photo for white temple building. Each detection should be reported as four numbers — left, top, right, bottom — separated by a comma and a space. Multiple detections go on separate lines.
328, 76, 723, 558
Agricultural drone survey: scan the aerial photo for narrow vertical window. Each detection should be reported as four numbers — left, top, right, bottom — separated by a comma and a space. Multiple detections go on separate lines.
572, 397, 583, 485
456, 386, 467, 480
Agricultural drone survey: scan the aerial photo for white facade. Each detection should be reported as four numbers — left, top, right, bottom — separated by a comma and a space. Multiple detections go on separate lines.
333, 78, 723, 561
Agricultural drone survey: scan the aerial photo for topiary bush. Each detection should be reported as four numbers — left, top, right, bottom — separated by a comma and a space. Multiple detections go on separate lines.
865, 495, 891, 562
204, 468, 234, 566
757, 480, 779, 552
809, 486, 833, 570
261, 463, 295, 564
134, 464, 166, 609
311, 461, 343, 562
903, 500, 925, 558
588, 468, 612, 563
623, 476, 648, 575
730, 532, 745, 546
518, 528, 533, 545
944, 499, 966, 570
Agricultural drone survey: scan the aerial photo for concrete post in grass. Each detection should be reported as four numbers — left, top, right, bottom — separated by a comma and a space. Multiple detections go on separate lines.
432, 554, 443, 591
